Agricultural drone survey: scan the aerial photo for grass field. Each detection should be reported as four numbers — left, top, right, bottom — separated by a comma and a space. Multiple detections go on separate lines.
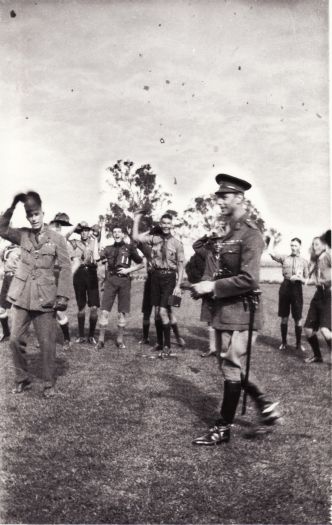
0, 283, 330, 524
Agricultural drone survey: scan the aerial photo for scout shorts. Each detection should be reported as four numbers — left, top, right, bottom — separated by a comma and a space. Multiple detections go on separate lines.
150, 270, 176, 308
278, 280, 303, 320
304, 287, 331, 331
73, 265, 100, 310
101, 274, 131, 313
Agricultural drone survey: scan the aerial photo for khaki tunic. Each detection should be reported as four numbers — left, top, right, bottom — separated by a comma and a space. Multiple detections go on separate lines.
0, 209, 73, 312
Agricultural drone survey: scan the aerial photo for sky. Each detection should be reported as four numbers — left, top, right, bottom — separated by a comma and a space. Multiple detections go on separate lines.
0, 0, 329, 253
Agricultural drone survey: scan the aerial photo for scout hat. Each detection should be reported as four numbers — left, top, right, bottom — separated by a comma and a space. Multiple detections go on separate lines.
90, 224, 101, 234
24, 191, 42, 213
215, 174, 251, 195
75, 221, 91, 233
50, 212, 72, 227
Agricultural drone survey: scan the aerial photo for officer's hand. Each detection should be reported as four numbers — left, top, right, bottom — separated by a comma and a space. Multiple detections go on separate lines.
192, 281, 215, 296
54, 296, 68, 311
173, 286, 182, 297
11, 193, 27, 208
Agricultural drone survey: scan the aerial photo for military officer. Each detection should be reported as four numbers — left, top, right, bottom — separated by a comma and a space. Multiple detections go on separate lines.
191, 174, 280, 445
0, 192, 73, 398
67, 221, 100, 344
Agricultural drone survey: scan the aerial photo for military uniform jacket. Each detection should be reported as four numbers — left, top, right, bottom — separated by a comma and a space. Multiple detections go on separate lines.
212, 213, 264, 331
0, 208, 73, 312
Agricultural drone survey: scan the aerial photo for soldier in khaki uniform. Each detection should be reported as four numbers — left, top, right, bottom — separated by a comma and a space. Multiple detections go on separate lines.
192, 174, 280, 445
0, 192, 73, 398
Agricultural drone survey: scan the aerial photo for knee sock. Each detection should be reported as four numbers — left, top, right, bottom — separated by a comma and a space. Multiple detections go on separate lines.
155, 318, 163, 347
281, 323, 288, 344
308, 334, 322, 360
295, 325, 302, 347
77, 313, 85, 338
0, 317, 10, 337
142, 320, 150, 341
163, 323, 171, 348
117, 326, 124, 342
60, 322, 70, 342
208, 325, 216, 352
171, 322, 181, 340
89, 310, 98, 338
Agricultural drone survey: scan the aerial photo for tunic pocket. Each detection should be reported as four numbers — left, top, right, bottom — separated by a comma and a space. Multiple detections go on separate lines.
36, 275, 57, 308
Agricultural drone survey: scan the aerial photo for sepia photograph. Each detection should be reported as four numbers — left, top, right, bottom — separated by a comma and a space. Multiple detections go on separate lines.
0, 0, 329, 523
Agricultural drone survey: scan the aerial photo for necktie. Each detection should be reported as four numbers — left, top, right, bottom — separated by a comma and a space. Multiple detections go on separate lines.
161, 238, 167, 263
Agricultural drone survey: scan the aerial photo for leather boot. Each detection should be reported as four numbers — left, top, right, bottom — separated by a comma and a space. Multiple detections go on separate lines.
193, 381, 241, 446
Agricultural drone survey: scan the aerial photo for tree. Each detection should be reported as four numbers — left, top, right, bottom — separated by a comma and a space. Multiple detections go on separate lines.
177, 193, 280, 245
103, 160, 173, 235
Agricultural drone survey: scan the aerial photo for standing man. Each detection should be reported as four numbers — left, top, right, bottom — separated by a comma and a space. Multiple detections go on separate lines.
96, 225, 144, 349
133, 212, 185, 355
49, 212, 80, 349
67, 222, 100, 344
191, 174, 280, 445
0, 243, 21, 342
269, 238, 309, 351
0, 192, 73, 397
304, 233, 331, 363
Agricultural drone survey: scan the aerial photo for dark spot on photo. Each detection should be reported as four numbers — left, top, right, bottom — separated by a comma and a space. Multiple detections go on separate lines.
10, 9, 16, 17
143, 86, 150, 91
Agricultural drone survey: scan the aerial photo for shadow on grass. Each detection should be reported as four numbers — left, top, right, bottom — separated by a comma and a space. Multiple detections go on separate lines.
27, 353, 69, 380
153, 372, 220, 425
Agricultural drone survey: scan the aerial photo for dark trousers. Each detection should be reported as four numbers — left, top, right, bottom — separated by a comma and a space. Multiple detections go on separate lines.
10, 306, 57, 386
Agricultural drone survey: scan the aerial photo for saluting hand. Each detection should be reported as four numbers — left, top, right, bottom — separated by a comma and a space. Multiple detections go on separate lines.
11, 193, 27, 208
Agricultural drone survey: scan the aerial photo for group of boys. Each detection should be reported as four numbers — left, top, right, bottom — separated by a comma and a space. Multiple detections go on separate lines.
0, 173, 329, 447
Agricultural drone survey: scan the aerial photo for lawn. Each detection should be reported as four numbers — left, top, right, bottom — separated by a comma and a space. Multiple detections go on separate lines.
0, 283, 330, 524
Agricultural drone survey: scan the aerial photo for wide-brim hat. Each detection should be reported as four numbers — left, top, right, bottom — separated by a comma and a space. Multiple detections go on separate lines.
75, 221, 91, 233
90, 224, 101, 234
215, 174, 251, 195
50, 212, 72, 227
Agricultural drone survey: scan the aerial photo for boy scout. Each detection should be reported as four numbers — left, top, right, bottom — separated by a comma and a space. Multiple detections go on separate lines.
133, 212, 184, 354
49, 212, 79, 349
67, 222, 100, 344
269, 237, 309, 351
0, 243, 21, 342
96, 225, 144, 349
192, 174, 280, 445
0, 192, 73, 397
304, 233, 331, 363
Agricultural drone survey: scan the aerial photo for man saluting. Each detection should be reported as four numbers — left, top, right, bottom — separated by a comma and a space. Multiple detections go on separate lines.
192, 174, 280, 445
0, 192, 73, 398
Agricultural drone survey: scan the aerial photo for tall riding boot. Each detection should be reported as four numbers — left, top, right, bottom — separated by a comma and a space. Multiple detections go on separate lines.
0, 316, 10, 342
193, 381, 241, 445
240, 373, 280, 425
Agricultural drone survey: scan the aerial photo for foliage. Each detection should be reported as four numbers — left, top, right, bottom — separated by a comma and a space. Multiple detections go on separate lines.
103, 160, 173, 235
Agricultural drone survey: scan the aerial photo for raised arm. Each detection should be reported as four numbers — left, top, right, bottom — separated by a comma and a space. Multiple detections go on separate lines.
132, 211, 151, 244
0, 194, 27, 245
